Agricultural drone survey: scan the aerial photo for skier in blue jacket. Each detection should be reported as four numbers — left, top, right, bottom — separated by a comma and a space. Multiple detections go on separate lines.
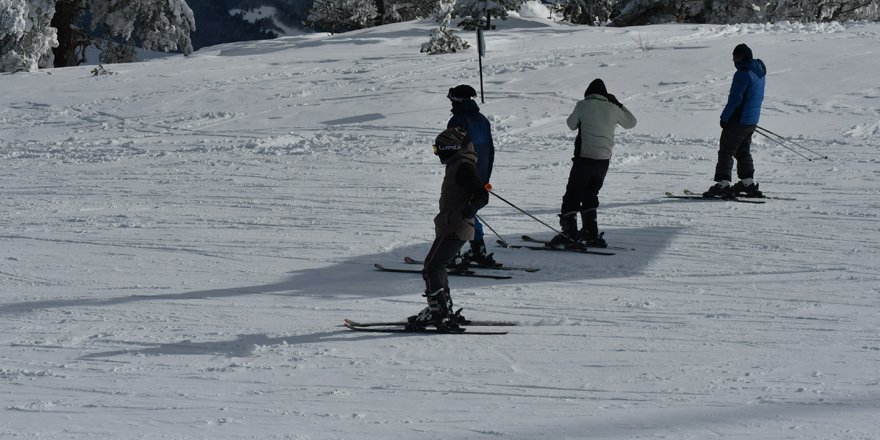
704, 43, 767, 198
446, 85, 499, 267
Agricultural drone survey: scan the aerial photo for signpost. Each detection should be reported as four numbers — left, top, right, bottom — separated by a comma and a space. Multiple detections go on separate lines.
477, 28, 486, 103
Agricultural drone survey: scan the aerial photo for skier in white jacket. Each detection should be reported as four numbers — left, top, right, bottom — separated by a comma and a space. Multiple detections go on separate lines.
550, 78, 637, 248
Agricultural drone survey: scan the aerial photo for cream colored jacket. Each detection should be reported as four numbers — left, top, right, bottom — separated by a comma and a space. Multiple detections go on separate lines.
566, 94, 637, 160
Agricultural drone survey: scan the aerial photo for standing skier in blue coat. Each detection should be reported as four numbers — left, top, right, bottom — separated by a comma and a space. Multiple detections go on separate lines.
446, 85, 499, 267
704, 43, 767, 198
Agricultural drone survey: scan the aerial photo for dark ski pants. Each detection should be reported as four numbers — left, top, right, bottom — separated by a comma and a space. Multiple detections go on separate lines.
714, 124, 756, 182
561, 158, 610, 214
422, 236, 466, 294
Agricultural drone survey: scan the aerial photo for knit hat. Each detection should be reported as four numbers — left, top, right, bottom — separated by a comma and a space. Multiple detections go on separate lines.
433, 126, 468, 162
448, 85, 477, 103
584, 78, 608, 98
732, 44, 753, 62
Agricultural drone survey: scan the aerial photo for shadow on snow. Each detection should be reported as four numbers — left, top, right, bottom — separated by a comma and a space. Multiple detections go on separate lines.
0, 226, 679, 318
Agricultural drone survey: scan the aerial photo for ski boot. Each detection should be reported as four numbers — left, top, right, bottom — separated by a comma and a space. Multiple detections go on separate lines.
446, 254, 471, 273
579, 231, 607, 248
548, 212, 579, 248
448, 308, 470, 326
460, 239, 502, 268
406, 288, 461, 332
578, 209, 608, 248
731, 180, 764, 198
702, 182, 734, 199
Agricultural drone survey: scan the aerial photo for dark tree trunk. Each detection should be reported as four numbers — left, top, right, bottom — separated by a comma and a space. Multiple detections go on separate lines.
375, 0, 385, 25
51, 0, 86, 67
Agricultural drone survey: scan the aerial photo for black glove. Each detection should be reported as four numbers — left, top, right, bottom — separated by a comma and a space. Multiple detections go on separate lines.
720, 120, 728, 129
461, 204, 476, 219
606, 93, 623, 107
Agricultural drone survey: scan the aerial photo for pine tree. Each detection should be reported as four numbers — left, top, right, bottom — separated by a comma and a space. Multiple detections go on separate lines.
455, 0, 527, 30
610, 0, 879, 25
1, 0, 196, 71
0, 0, 57, 72
88, 0, 195, 63
562, 0, 616, 25
383, 0, 438, 23
762, 0, 879, 21
421, 0, 470, 54
306, 0, 379, 33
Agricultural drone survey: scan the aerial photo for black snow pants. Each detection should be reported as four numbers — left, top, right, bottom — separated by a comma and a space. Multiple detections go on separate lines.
714, 124, 756, 182
561, 157, 610, 214
422, 236, 466, 294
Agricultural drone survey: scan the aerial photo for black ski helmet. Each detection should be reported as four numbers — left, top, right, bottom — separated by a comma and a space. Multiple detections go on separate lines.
448, 85, 477, 103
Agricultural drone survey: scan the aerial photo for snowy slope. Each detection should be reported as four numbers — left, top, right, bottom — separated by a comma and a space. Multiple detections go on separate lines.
1, 15, 879, 440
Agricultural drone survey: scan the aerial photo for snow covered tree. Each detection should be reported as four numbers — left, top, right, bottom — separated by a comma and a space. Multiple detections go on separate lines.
455, 0, 527, 30
0, 0, 57, 72
97, 37, 136, 64
562, 0, 616, 25
306, 0, 379, 33
612, 0, 686, 25
762, 0, 879, 21
1, 0, 197, 70
611, 0, 763, 25
611, 0, 879, 24
421, 0, 470, 54
383, 0, 438, 22
46, 0, 195, 68
88, 0, 195, 62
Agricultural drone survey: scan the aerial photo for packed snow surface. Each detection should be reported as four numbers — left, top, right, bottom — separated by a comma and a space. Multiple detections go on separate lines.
1, 16, 879, 440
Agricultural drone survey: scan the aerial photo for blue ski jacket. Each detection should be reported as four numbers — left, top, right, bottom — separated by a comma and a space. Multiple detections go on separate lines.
721, 58, 766, 126
448, 100, 494, 184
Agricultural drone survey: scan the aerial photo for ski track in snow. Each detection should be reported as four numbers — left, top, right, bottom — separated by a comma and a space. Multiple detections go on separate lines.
1, 17, 879, 440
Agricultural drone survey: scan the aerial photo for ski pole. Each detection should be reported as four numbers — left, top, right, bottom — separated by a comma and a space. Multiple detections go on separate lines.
756, 126, 828, 160
484, 184, 568, 239
754, 129, 814, 161
475, 214, 509, 248
757, 126, 827, 158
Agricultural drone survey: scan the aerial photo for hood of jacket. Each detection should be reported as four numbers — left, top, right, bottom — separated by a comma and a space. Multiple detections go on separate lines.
584, 78, 608, 97
736, 58, 767, 79
451, 99, 481, 116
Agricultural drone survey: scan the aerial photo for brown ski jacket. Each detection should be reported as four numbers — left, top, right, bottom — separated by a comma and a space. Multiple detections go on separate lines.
434, 144, 488, 241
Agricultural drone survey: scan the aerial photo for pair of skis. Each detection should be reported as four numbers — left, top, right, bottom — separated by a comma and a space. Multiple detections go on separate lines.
404, 256, 539, 273
374, 254, 543, 280
344, 318, 513, 335
373, 263, 515, 280
664, 189, 796, 203
498, 235, 629, 255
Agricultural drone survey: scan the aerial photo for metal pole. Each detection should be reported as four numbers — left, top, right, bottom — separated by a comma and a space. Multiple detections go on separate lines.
756, 126, 828, 159
755, 130, 814, 161
475, 214, 507, 247
477, 28, 485, 104
487, 190, 563, 236
478, 55, 484, 104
